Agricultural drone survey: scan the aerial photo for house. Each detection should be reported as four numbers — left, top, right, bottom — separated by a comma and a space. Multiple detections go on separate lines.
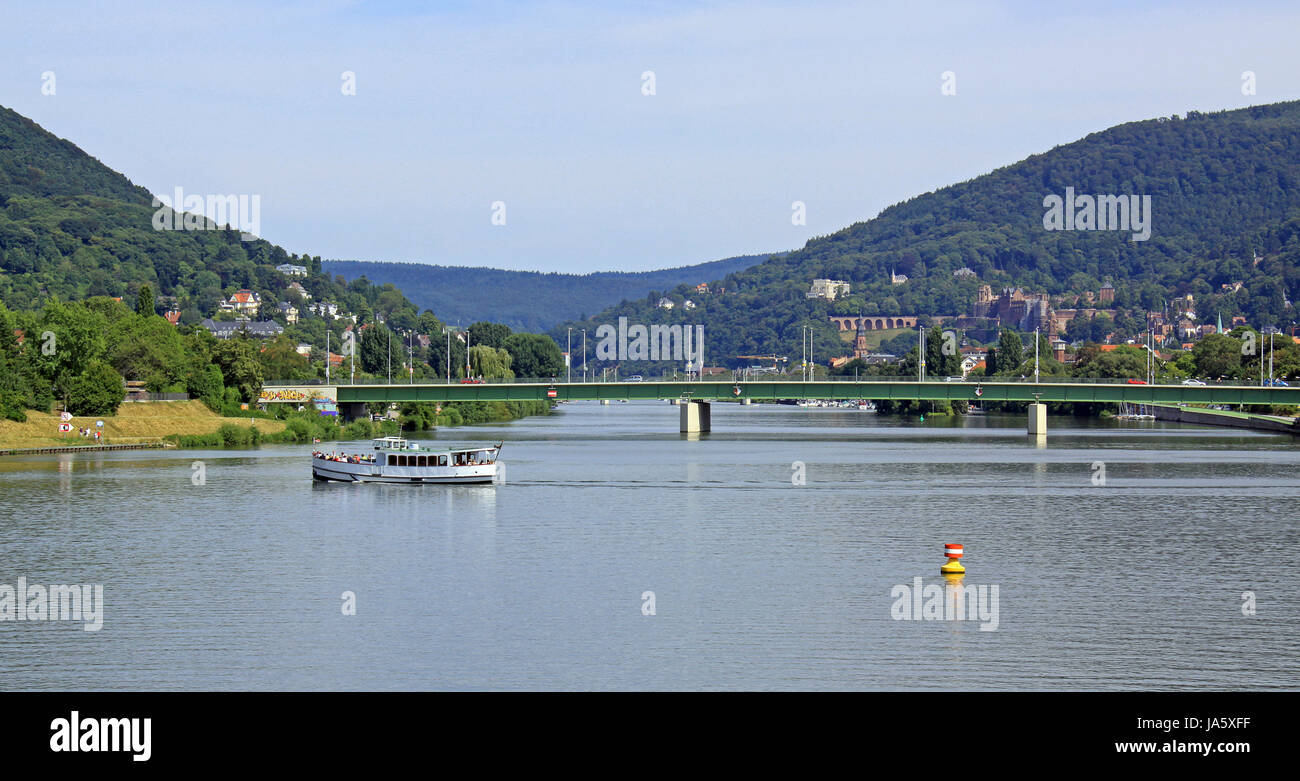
683, 299, 696, 310
276, 302, 299, 324
276, 263, 308, 277
656, 297, 675, 310
807, 279, 851, 300
327, 352, 345, 368
952, 267, 976, 278
695, 283, 710, 294
1099, 282, 1115, 303
309, 301, 340, 318
700, 366, 728, 377
200, 318, 284, 340
295, 343, 313, 357
221, 289, 261, 316
164, 306, 181, 326
890, 270, 908, 285
287, 281, 312, 300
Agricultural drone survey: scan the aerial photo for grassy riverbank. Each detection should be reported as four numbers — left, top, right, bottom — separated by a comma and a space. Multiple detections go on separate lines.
0, 398, 554, 451
0, 400, 288, 449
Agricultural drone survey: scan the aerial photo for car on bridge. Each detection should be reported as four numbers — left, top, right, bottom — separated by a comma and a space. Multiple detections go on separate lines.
1181, 378, 1206, 386
1266, 378, 1290, 386
1126, 378, 1148, 384
460, 377, 485, 384
622, 375, 644, 382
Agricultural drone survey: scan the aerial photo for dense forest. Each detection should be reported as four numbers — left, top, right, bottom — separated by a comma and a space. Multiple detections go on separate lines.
557, 101, 1300, 368
323, 253, 772, 333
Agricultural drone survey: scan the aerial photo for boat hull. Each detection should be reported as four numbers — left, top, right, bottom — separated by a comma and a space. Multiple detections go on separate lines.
311, 458, 497, 484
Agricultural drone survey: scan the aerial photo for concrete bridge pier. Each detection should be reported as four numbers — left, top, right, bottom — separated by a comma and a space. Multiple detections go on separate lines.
342, 402, 369, 422
680, 400, 711, 433
1027, 403, 1047, 435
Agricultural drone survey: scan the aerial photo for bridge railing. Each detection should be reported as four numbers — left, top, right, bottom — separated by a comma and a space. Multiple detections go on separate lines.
261, 375, 1274, 388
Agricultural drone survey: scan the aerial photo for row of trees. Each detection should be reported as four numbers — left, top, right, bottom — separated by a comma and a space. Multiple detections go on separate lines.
0, 287, 569, 423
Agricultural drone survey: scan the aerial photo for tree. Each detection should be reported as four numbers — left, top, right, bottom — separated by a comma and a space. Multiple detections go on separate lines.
469, 321, 512, 351
503, 333, 564, 378
108, 314, 187, 389
35, 300, 108, 402
66, 360, 125, 416
136, 284, 155, 316
468, 345, 513, 379
995, 328, 1024, 375
1192, 333, 1242, 379
212, 336, 264, 402
360, 323, 396, 375
1071, 344, 1147, 379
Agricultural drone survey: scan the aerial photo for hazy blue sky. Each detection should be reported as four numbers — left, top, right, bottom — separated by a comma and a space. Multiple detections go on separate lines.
4, 1, 1297, 272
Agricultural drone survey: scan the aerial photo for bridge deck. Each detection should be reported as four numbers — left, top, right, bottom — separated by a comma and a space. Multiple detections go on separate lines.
261, 380, 1300, 406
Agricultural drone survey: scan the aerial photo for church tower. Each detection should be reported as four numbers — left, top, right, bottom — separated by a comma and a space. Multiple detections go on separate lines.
853, 315, 869, 359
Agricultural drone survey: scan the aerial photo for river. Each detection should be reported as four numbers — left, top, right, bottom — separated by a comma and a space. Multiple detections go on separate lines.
1, 401, 1296, 690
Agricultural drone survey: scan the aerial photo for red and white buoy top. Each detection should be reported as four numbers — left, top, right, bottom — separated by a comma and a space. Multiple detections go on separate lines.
944, 543, 963, 559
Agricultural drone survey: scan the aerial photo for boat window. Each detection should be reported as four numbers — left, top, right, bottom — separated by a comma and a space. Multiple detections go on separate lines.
438, 456, 447, 466
398, 455, 407, 467
418, 456, 427, 467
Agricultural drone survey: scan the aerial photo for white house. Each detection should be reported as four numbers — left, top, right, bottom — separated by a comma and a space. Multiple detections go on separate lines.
807, 279, 850, 300
276, 263, 308, 277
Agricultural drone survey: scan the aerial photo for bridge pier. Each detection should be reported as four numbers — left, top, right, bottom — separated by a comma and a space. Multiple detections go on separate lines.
680, 400, 711, 433
1027, 403, 1047, 435
342, 402, 368, 422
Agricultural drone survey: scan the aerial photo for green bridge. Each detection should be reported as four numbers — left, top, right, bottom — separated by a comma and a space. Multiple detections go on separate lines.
262, 379, 1300, 434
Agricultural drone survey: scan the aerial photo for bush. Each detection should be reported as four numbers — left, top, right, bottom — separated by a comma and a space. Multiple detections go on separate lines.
66, 360, 126, 416
0, 390, 28, 422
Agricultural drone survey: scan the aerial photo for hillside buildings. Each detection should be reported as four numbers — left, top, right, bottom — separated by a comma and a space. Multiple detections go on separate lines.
807, 279, 851, 300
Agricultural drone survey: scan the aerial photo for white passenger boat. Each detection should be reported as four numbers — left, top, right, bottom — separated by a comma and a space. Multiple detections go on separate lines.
312, 436, 502, 484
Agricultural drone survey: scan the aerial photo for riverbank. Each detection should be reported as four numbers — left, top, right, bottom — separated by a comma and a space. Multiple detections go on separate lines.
1150, 403, 1298, 434
0, 399, 556, 453
0, 401, 288, 451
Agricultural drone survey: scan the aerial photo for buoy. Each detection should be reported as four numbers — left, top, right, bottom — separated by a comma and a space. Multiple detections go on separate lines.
919, 414, 925, 422
940, 543, 965, 574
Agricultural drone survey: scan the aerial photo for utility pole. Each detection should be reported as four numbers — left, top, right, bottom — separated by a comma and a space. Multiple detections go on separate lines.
445, 328, 451, 384
1269, 331, 1274, 384
387, 327, 391, 384
1034, 327, 1040, 383
918, 326, 926, 382
408, 332, 413, 384
325, 329, 330, 385
350, 327, 355, 385
466, 329, 471, 380
566, 327, 572, 384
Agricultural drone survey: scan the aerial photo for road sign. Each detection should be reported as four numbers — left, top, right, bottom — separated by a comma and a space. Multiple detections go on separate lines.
60, 411, 72, 422
96, 420, 104, 428
59, 423, 73, 432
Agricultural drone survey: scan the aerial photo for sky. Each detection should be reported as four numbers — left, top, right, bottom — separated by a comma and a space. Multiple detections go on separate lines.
3, 0, 1298, 273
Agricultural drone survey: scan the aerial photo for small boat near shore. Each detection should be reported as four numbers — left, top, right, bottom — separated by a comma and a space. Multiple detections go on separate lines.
312, 436, 502, 484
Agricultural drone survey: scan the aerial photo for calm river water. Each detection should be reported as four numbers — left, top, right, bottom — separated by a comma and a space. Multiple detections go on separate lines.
1, 402, 1296, 690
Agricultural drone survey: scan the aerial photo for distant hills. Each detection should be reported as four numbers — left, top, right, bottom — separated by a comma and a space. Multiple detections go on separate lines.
560, 101, 1300, 366
322, 254, 773, 333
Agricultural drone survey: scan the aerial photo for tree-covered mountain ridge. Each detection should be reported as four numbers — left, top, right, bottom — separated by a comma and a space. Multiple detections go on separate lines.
322, 253, 773, 333
559, 101, 1300, 365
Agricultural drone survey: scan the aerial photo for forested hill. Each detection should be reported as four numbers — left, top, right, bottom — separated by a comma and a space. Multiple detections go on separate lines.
322, 254, 771, 333
0, 105, 423, 328
558, 101, 1300, 365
